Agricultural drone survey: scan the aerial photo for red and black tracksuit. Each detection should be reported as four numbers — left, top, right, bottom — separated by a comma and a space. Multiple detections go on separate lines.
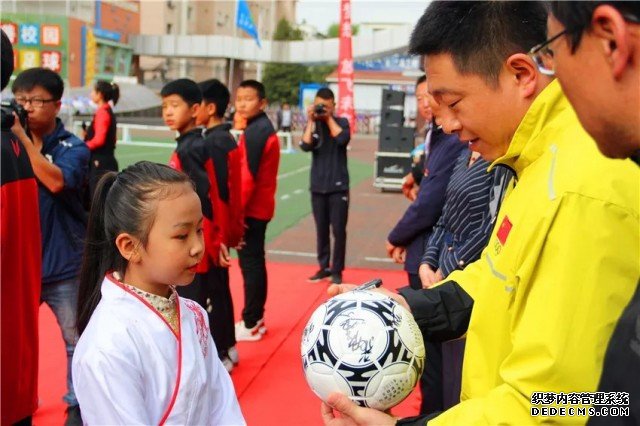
84, 103, 118, 200
1, 128, 42, 425
169, 126, 243, 356
237, 112, 280, 329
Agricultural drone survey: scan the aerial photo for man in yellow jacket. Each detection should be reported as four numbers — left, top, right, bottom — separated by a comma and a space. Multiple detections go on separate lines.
320, 2, 639, 425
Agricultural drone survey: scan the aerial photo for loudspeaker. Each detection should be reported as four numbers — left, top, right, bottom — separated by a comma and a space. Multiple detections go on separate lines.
381, 89, 405, 107
378, 125, 415, 152
374, 152, 412, 185
380, 109, 404, 128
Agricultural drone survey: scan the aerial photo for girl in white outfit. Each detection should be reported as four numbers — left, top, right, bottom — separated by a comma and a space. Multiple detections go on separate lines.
72, 161, 245, 425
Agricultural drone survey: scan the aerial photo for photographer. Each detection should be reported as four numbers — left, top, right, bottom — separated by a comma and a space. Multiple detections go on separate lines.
300, 88, 350, 285
0, 29, 42, 426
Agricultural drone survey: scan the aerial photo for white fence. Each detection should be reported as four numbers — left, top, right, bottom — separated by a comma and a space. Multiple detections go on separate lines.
71, 121, 295, 153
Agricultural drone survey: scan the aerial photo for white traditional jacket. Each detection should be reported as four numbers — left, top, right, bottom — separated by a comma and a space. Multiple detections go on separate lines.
72, 274, 246, 425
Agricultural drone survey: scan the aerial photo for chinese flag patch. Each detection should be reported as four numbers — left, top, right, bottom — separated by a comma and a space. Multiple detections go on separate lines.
497, 215, 513, 245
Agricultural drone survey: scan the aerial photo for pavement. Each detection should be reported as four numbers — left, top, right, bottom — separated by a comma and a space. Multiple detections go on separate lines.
267, 133, 412, 272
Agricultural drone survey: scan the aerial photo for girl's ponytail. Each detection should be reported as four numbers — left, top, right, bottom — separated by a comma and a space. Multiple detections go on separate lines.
77, 172, 117, 335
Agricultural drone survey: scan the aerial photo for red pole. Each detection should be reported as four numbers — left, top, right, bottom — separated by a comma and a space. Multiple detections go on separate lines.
338, 0, 356, 134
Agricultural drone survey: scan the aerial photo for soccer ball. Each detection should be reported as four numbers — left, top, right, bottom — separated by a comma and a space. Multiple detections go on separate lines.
301, 288, 425, 411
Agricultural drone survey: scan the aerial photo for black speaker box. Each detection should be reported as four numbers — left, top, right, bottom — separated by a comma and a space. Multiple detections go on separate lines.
381, 89, 405, 107
375, 152, 412, 180
378, 125, 415, 152
380, 108, 404, 128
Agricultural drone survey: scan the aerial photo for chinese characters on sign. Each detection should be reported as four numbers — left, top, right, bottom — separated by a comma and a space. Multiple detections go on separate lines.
337, 0, 355, 134
3, 21, 63, 72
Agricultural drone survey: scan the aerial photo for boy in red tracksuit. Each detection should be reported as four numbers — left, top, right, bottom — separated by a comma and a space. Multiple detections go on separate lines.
195, 79, 244, 370
234, 80, 280, 342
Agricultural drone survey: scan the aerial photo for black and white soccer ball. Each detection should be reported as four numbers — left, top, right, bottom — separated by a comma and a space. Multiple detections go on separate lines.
301, 287, 425, 411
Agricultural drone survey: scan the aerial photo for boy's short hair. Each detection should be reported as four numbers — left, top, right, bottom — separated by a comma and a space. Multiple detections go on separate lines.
160, 78, 202, 106
238, 79, 266, 100
416, 75, 427, 86
408, 1, 547, 86
550, 1, 640, 52
315, 87, 335, 101
12, 67, 64, 100
198, 79, 230, 119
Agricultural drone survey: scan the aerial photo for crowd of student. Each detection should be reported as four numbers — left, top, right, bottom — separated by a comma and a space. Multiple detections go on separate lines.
2, 1, 640, 425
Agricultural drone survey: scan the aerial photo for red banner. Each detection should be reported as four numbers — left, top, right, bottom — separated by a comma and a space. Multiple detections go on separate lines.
338, 0, 355, 133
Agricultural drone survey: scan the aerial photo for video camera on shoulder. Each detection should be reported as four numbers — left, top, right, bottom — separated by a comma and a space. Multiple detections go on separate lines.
1, 99, 28, 131
314, 103, 327, 116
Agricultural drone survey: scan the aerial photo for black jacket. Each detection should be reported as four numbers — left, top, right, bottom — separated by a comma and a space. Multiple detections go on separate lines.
299, 116, 350, 194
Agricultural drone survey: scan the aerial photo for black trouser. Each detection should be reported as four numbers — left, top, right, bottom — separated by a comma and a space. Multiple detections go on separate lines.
237, 217, 269, 329
408, 272, 422, 290
88, 153, 118, 203
177, 267, 236, 356
311, 191, 349, 274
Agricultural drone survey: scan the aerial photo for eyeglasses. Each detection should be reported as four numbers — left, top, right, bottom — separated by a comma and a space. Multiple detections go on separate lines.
528, 29, 568, 76
14, 96, 57, 108
529, 12, 640, 76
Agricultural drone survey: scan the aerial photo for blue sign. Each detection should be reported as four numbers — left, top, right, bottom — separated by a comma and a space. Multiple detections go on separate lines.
299, 83, 325, 111
236, 0, 261, 48
355, 54, 420, 72
19, 23, 39, 45
93, 27, 121, 42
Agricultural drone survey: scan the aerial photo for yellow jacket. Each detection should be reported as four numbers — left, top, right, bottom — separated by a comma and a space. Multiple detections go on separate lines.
433, 80, 640, 424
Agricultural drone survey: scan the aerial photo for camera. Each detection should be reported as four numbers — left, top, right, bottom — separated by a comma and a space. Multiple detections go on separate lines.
1, 99, 28, 131
314, 103, 327, 116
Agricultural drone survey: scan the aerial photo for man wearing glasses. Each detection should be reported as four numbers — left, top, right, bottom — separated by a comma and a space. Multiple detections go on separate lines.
321, 2, 639, 425
544, 3, 640, 424
12, 67, 89, 426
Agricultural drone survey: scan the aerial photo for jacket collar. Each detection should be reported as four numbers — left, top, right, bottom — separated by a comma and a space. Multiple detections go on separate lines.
42, 118, 74, 152
491, 79, 571, 176
204, 122, 232, 136
246, 111, 268, 125
175, 127, 202, 143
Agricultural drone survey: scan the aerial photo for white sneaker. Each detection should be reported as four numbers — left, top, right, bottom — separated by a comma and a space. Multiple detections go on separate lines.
235, 320, 263, 341
221, 356, 234, 373
228, 346, 239, 365
256, 318, 267, 335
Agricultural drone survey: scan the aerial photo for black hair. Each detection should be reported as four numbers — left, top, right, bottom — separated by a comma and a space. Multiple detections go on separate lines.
198, 79, 230, 119
408, 1, 548, 85
94, 80, 120, 106
77, 161, 193, 335
160, 78, 202, 106
315, 87, 335, 101
416, 75, 427, 86
1, 30, 14, 91
238, 79, 266, 100
12, 67, 64, 100
549, 1, 640, 52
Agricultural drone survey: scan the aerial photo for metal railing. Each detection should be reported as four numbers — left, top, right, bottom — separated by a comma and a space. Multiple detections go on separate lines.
72, 121, 295, 153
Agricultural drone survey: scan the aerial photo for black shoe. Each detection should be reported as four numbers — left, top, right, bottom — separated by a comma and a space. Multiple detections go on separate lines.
308, 269, 332, 282
64, 405, 82, 426
331, 273, 342, 284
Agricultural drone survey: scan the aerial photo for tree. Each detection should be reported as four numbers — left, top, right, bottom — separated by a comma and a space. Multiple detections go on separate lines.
263, 19, 338, 105
326, 23, 360, 38
263, 19, 308, 105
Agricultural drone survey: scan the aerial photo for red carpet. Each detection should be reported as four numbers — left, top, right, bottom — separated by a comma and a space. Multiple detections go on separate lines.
34, 261, 421, 425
